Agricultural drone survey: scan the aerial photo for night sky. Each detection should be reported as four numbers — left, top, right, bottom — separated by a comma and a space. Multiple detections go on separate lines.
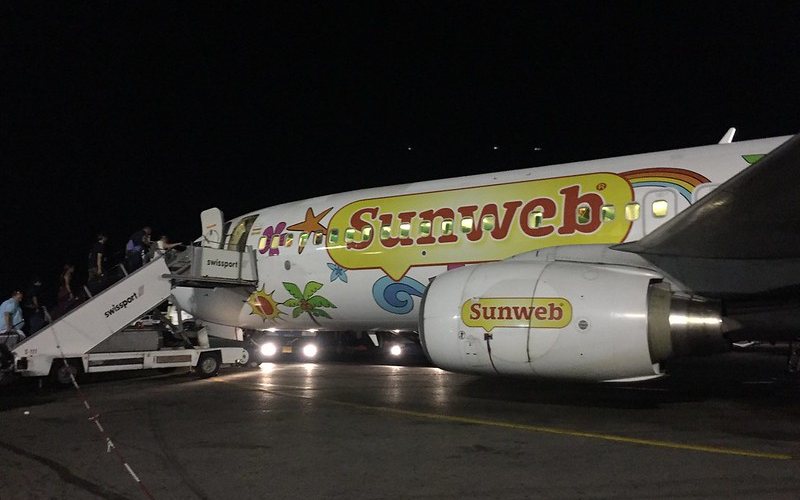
2, 2, 799, 301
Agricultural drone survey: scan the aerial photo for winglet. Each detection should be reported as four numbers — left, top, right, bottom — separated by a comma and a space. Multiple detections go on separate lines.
718, 127, 736, 144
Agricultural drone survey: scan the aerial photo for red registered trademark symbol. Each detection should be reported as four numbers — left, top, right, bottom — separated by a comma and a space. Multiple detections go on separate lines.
596, 182, 607, 190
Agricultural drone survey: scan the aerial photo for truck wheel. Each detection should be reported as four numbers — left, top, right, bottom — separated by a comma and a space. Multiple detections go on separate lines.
196, 353, 220, 378
237, 347, 251, 367
242, 346, 264, 368
50, 359, 81, 387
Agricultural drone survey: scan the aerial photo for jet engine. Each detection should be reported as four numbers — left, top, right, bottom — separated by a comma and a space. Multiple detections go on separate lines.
419, 259, 726, 382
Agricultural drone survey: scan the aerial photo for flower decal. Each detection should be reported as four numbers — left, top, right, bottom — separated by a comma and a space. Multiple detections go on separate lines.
327, 263, 348, 283
259, 222, 287, 256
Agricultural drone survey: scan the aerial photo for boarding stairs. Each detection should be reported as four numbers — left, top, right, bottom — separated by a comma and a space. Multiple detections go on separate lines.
8, 246, 257, 377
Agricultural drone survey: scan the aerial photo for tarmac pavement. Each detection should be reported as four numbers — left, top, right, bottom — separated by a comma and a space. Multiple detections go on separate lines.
2, 348, 800, 499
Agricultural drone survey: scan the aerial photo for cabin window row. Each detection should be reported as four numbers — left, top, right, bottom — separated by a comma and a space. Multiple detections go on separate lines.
258, 199, 671, 250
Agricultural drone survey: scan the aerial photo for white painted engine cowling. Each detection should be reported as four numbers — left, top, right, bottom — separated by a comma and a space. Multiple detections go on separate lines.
420, 260, 723, 382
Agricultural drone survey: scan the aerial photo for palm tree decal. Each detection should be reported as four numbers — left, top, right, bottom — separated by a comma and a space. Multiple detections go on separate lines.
282, 281, 336, 324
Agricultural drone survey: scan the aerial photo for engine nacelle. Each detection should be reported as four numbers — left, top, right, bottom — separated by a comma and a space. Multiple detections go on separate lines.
420, 260, 725, 382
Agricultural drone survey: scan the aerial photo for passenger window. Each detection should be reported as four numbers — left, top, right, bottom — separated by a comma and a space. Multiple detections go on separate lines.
624, 203, 640, 221
651, 200, 669, 218
328, 229, 339, 244
461, 217, 473, 233
258, 236, 268, 252
441, 220, 453, 236
380, 225, 391, 240
362, 226, 373, 242
285, 233, 293, 247
482, 215, 495, 232
527, 210, 543, 228
345, 228, 356, 243
419, 221, 432, 237
270, 235, 281, 249
314, 232, 324, 246
577, 205, 591, 224
601, 205, 616, 222
400, 222, 411, 238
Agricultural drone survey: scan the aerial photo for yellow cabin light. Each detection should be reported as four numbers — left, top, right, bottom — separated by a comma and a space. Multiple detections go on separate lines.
625, 202, 640, 221
577, 205, 591, 224
601, 205, 616, 222
419, 221, 432, 237
441, 220, 453, 236
482, 215, 495, 232
652, 200, 669, 218
528, 210, 543, 228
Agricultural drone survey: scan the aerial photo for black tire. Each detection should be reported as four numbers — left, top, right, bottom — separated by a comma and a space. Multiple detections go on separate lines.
240, 347, 262, 368
243, 346, 265, 368
196, 352, 220, 378
50, 359, 81, 387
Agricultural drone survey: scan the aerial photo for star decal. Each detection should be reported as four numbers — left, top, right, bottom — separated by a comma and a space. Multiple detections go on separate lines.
287, 207, 333, 254
287, 206, 333, 234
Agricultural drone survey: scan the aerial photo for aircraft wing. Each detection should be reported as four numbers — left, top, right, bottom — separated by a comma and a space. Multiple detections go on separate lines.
615, 133, 800, 298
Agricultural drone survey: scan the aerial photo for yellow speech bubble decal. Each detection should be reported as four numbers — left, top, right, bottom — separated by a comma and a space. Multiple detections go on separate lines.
461, 297, 572, 332
326, 173, 632, 280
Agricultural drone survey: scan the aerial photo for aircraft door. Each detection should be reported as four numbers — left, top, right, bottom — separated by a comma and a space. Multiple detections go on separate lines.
642, 189, 678, 235
226, 215, 258, 252
200, 208, 225, 248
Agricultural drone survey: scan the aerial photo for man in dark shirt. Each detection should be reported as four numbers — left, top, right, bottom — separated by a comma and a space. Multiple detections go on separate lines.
23, 278, 44, 335
88, 233, 109, 282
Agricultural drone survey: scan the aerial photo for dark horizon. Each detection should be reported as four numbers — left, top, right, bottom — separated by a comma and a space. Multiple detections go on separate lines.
3, 2, 799, 300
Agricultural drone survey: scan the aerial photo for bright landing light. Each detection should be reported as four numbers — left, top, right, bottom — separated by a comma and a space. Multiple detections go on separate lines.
260, 342, 278, 357
389, 345, 402, 356
302, 343, 318, 358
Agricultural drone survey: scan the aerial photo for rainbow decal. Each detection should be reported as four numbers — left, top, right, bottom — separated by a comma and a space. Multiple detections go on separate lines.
621, 168, 710, 202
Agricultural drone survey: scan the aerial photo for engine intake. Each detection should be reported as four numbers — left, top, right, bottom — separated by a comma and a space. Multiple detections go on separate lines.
420, 259, 724, 382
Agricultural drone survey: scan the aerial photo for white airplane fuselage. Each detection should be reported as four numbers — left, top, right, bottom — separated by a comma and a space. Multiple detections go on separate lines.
173, 136, 789, 335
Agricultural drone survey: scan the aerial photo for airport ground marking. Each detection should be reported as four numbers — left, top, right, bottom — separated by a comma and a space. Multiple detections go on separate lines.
214, 377, 792, 461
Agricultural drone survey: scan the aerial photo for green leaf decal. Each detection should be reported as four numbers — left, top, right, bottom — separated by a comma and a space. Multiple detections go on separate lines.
313, 309, 332, 319
283, 282, 304, 301
292, 307, 303, 318
308, 296, 336, 308
303, 281, 324, 299
283, 298, 300, 307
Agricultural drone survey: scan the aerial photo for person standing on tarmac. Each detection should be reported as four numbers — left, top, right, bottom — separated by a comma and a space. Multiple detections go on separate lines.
0, 290, 24, 368
1, 290, 25, 339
